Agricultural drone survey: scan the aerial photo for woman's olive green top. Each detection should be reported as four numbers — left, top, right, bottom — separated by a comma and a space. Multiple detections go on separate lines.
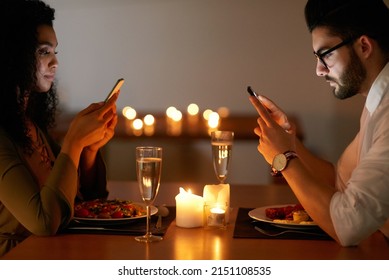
0, 127, 108, 256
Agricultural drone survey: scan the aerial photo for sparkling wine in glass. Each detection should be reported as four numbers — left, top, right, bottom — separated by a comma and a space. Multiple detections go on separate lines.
211, 131, 234, 184
135, 146, 163, 243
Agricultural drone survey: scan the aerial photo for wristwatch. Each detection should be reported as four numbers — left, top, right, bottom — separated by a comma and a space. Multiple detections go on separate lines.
271, 151, 298, 177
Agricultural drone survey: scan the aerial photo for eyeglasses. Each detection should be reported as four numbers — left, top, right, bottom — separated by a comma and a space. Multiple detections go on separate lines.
313, 37, 356, 69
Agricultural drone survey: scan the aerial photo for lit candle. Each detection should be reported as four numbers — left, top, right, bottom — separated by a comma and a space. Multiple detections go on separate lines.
175, 187, 204, 228
166, 107, 182, 136
217, 106, 230, 118
207, 111, 220, 129
202, 109, 213, 121
132, 118, 143, 136
203, 184, 230, 223
187, 103, 199, 123
143, 114, 155, 136
123, 106, 138, 135
122, 106, 137, 120
207, 206, 226, 227
143, 114, 155, 126
187, 103, 199, 116
166, 106, 177, 119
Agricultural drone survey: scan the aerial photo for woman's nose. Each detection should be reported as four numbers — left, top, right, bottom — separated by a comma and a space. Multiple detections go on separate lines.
50, 54, 58, 68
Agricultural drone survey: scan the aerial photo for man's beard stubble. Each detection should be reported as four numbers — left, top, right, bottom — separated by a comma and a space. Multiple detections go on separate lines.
326, 49, 366, 100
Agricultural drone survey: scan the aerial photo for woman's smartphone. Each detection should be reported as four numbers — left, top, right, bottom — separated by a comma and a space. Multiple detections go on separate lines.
247, 86, 259, 98
105, 78, 124, 102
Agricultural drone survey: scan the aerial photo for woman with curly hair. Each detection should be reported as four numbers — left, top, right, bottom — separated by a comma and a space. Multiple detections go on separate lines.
0, 0, 118, 256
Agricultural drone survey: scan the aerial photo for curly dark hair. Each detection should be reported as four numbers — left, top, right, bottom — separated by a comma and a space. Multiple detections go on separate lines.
0, 0, 58, 153
304, 0, 389, 55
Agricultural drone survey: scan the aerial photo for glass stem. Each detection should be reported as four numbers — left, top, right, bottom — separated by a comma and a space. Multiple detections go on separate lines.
146, 205, 151, 237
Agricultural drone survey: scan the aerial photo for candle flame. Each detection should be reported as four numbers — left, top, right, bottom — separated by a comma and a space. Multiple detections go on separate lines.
172, 110, 182, 122
203, 109, 213, 120
179, 187, 192, 194
143, 114, 155, 126
208, 112, 220, 128
217, 107, 230, 118
122, 106, 137, 120
132, 118, 143, 130
210, 207, 225, 214
166, 106, 177, 118
187, 103, 199, 115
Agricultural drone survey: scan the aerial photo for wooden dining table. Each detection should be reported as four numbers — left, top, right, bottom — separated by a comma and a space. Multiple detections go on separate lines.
2, 181, 389, 260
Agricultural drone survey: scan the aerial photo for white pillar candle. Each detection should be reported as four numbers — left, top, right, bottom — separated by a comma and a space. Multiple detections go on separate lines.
175, 187, 204, 228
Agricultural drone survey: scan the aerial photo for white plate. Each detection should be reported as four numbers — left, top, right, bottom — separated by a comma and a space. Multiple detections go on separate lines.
73, 203, 158, 226
248, 204, 318, 230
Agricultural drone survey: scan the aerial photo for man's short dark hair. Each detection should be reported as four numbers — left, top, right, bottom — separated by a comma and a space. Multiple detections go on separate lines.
305, 0, 389, 53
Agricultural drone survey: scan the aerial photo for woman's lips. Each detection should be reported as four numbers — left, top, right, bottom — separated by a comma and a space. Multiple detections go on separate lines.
44, 74, 55, 82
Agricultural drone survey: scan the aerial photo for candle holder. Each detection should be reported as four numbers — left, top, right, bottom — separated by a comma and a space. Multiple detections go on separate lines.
203, 183, 230, 223
204, 202, 227, 229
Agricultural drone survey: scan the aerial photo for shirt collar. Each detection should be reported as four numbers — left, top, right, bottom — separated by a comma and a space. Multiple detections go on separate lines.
366, 62, 389, 114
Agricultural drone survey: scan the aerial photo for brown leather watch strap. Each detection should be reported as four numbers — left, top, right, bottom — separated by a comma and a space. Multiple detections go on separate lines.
270, 151, 298, 177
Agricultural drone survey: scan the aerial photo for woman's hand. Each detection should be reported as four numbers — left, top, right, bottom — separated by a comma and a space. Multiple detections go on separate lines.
84, 97, 118, 153
249, 95, 296, 165
84, 113, 117, 152
61, 93, 119, 166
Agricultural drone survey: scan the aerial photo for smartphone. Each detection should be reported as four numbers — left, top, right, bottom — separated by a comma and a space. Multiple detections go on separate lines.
247, 86, 259, 99
105, 78, 124, 102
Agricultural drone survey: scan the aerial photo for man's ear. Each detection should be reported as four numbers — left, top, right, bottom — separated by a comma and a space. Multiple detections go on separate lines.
356, 35, 374, 59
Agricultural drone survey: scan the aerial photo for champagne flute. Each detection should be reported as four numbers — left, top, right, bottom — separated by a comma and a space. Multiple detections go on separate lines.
135, 146, 163, 243
211, 131, 234, 184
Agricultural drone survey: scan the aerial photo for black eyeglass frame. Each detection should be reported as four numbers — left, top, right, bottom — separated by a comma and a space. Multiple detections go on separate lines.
313, 37, 357, 69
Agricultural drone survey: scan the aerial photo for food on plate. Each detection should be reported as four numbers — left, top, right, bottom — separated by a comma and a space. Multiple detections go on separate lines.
265, 204, 303, 219
293, 210, 310, 223
74, 199, 146, 219
265, 204, 315, 224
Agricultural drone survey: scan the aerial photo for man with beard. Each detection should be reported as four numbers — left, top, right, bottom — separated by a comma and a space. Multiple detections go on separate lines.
248, 0, 389, 246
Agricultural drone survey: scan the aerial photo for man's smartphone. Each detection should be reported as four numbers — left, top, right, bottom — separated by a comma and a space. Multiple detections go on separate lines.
247, 86, 259, 99
105, 78, 124, 102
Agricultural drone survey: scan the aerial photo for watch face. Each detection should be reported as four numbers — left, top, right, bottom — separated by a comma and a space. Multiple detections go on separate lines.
273, 154, 287, 171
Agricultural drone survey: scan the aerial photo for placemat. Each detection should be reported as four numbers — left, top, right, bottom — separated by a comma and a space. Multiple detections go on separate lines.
62, 206, 176, 236
233, 207, 332, 240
